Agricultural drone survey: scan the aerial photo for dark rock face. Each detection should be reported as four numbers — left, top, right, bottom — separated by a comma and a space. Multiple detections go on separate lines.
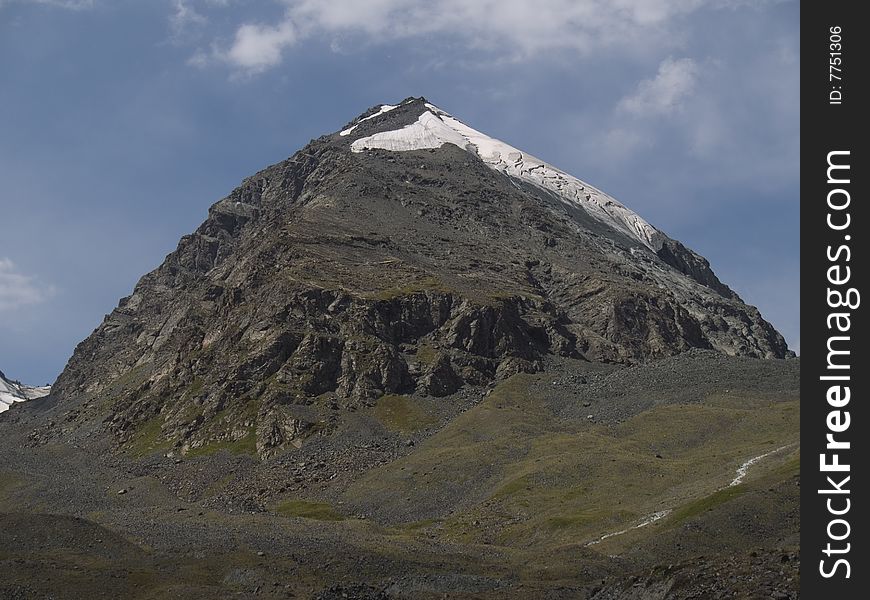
51, 97, 791, 456
655, 238, 736, 299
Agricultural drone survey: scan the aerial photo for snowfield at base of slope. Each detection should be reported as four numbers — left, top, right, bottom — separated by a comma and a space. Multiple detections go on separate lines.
349, 104, 665, 252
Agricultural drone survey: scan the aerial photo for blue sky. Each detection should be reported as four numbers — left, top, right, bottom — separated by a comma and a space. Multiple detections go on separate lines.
0, 0, 799, 385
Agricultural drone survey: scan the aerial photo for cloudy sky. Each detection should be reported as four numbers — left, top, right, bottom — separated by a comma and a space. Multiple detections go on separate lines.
0, 0, 799, 384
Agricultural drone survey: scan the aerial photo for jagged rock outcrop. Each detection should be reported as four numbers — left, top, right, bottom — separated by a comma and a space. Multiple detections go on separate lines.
50, 97, 791, 457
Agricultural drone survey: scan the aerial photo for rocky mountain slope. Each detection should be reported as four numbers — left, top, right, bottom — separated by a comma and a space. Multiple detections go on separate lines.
0, 370, 49, 414
1, 351, 799, 599
3, 98, 798, 599
48, 97, 790, 460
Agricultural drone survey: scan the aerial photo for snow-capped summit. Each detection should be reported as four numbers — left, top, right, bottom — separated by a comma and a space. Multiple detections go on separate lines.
0, 370, 50, 414
348, 101, 664, 251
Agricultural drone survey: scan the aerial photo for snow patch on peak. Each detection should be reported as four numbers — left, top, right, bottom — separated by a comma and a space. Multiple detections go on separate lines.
350, 110, 470, 152
0, 371, 50, 414
351, 104, 665, 251
339, 104, 399, 136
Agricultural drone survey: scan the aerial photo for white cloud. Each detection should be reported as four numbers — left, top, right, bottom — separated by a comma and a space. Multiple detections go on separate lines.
221, 20, 297, 73
198, 0, 778, 74
0, 258, 52, 312
169, 0, 206, 40
569, 17, 797, 198
618, 57, 698, 116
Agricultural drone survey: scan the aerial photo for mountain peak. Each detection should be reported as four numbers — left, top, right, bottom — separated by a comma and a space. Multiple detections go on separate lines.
337, 98, 736, 298
346, 100, 665, 253
47, 98, 790, 457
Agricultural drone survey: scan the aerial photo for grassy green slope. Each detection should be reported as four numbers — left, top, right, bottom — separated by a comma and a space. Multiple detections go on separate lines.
344, 369, 799, 556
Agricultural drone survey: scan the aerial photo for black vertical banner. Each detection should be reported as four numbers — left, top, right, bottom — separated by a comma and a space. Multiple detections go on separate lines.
802, 2, 868, 597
